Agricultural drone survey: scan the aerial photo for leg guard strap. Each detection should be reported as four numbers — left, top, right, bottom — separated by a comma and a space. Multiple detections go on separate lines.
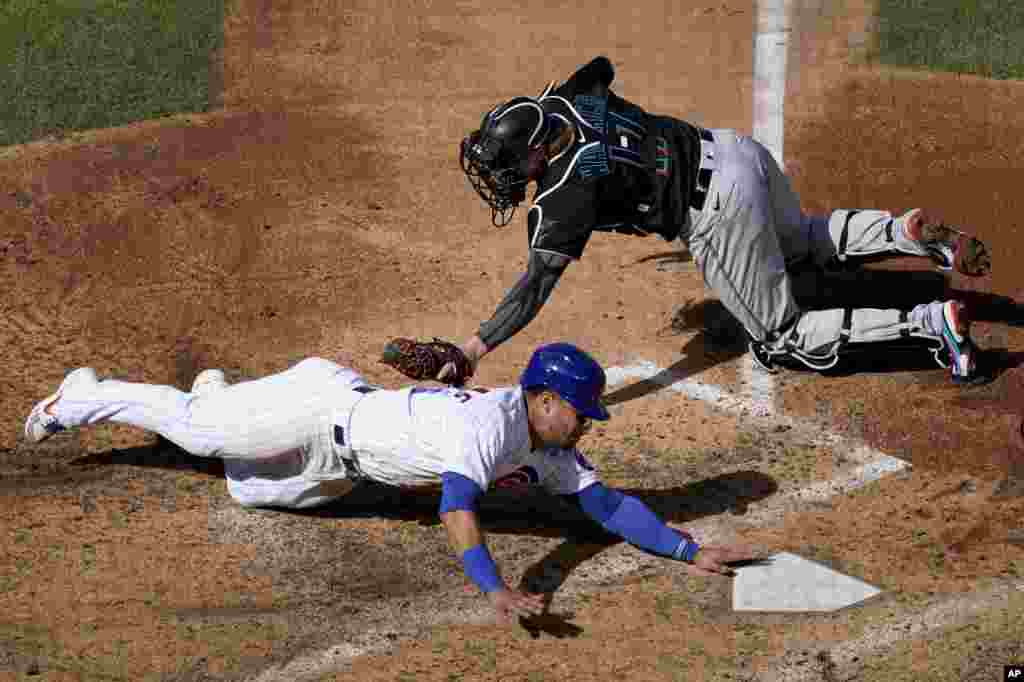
751, 309, 945, 373
835, 210, 859, 262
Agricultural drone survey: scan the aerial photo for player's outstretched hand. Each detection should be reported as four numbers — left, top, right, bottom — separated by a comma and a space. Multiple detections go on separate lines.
681, 545, 763, 577
488, 588, 546, 623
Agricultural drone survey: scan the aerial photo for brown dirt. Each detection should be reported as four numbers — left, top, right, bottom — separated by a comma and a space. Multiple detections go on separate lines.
2, 0, 1023, 680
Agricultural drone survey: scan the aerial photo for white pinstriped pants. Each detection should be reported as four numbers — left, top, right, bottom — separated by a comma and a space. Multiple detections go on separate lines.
53, 357, 365, 509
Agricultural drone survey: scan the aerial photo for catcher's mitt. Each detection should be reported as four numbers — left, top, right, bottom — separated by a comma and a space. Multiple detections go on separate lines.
380, 337, 474, 386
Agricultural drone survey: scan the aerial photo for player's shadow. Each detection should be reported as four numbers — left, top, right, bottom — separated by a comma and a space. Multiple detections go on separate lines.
69, 438, 227, 477
603, 298, 750, 408
68, 442, 776, 640
298, 469, 777, 638
297, 469, 776, 531
70, 444, 778, 537
632, 248, 695, 272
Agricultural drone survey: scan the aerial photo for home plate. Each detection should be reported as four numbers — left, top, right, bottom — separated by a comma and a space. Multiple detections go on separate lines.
733, 552, 882, 612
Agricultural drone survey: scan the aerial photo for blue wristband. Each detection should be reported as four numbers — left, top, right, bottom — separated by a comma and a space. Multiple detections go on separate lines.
672, 537, 701, 563
461, 544, 504, 593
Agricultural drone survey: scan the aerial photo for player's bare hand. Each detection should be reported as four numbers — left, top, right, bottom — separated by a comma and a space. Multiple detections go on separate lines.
488, 588, 546, 623
681, 545, 762, 577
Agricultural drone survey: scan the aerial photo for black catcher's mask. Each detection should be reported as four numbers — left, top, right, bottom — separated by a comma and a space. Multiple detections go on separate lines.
459, 96, 553, 226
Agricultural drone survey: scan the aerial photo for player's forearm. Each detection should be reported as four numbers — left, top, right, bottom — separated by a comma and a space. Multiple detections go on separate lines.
441, 509, 507, 593
573, 484, 700, 562
476, 279, 550, 352
440, 509, 485, 553
605, 494, 700, 561
476, 251, 568, 351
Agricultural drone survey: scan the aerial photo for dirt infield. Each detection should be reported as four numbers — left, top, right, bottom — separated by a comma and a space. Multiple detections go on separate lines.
2, 1, 1023, 680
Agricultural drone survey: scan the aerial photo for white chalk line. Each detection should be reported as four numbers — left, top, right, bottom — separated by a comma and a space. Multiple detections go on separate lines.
742, 0, 796, 416
251, 360, 911, 681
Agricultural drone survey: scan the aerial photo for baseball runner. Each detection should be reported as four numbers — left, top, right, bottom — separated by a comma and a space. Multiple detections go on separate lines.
24, 343, 758, 623
423, 56, 991, 387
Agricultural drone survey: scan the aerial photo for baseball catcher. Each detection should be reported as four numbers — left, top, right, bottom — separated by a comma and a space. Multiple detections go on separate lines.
26, 344, 759, 623
435, 55, 992, 384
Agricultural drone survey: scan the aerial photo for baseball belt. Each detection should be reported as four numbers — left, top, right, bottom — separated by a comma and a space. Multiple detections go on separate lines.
303, 384, 377, 481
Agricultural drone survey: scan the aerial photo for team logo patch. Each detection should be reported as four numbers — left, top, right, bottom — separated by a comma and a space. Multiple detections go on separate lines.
494, 465, 540, 490
655, 136, 671, 177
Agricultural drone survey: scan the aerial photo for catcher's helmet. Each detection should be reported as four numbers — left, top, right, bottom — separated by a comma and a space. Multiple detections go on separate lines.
460, 96, 554, 227
520, 342, 610, 421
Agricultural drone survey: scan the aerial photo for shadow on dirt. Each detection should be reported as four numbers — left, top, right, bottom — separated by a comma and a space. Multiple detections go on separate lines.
604, 298, 750, 408
69, 442, 777, 638
70, 439, 227, 477
70, 444, 778, 537
300, 470, 778, 640
632, 247, 694, 270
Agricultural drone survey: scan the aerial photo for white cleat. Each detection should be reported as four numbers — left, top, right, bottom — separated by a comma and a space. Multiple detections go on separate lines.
191, 369, 228, 396
24, 367, 98, 443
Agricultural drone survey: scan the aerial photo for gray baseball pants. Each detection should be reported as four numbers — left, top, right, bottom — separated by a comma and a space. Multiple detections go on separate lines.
685, 129, 940, 359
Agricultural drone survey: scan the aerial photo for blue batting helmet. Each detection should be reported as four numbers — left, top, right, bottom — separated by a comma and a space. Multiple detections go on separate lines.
520, 342, 610, 421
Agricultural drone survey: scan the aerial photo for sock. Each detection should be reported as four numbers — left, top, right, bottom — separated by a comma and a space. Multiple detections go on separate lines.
893, 212, 909, 242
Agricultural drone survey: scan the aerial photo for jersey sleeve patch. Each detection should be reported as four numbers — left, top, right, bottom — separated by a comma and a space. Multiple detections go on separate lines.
493, 465, 541, 490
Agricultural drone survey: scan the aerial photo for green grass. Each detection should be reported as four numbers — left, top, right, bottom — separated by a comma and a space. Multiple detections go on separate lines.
877, 0, 1024, 79
0, 0, 224, 147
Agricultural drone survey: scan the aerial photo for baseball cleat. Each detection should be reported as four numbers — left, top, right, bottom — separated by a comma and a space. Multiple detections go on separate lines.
191, 369, 228, 396
939, 300, 978, 384
24, 367, 97, 443
902, 208, 991, 277
748, 340, 778, 373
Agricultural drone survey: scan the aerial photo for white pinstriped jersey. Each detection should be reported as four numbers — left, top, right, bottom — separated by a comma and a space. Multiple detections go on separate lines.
348, 385, 599, 495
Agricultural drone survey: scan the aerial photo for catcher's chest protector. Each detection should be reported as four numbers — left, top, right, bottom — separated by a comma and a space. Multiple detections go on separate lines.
537, 96, 661, 233
542, 91, 659, 208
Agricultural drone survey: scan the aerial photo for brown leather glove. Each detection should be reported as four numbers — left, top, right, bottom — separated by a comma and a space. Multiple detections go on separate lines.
380, 337, 475, 386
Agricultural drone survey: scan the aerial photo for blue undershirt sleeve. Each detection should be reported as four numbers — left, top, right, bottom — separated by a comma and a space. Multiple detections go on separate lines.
440, 471, 484, 514
570, 483, 700, 562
